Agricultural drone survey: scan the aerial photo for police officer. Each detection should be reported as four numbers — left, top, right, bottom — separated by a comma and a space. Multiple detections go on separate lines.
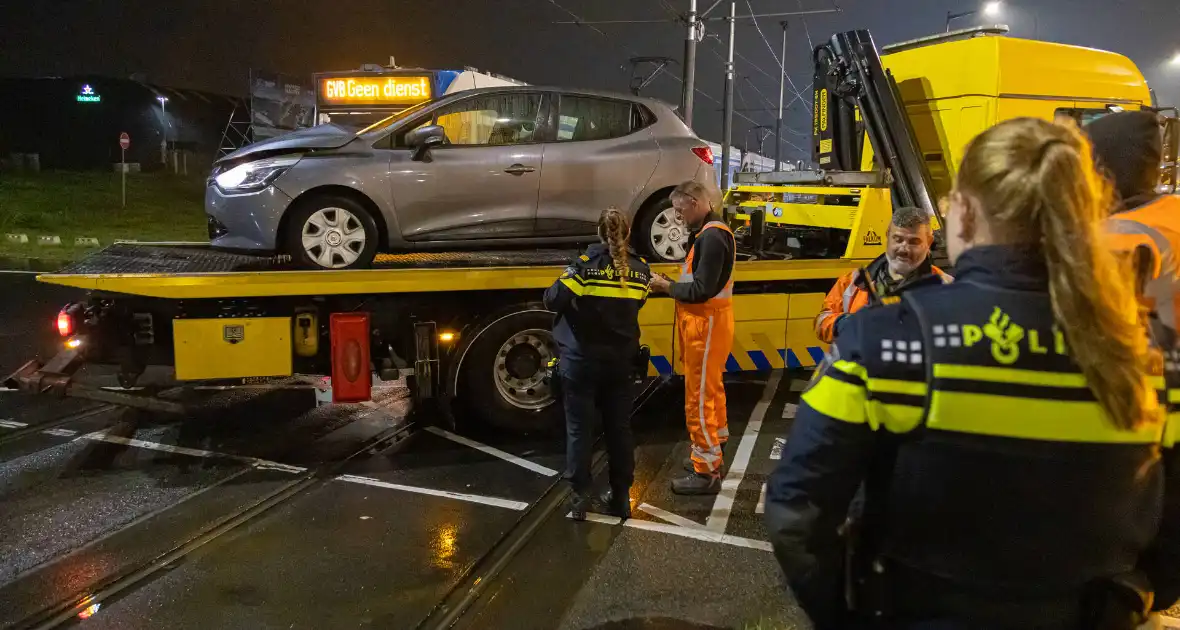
544, 207, 651, 521
764, 117, 1180, 629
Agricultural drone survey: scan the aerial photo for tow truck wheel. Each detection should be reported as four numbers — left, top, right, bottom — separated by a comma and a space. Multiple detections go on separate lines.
284, 195, 379, 270
634, 195, 688, 262
458, 308, 562, 434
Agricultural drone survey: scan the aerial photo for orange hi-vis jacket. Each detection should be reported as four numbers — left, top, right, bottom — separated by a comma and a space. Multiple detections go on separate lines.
814, 254, 951, 344
676, 220, 735, 475
1107, 195, 1180, 339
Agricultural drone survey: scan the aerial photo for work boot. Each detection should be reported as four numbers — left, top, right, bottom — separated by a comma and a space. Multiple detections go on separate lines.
569, 492, 590, 522
597, 488, 632, 520
682, 456, 725, 475
671, 471, 722, 495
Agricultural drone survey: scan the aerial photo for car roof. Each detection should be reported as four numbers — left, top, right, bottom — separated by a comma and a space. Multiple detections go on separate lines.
436, 85, 676, 112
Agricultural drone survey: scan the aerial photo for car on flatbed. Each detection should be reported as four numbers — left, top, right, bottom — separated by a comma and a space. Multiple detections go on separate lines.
206, 86, 720, 269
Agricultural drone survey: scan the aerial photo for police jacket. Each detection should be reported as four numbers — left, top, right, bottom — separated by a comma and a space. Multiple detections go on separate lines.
764, 245, 1180, 628
543, 243, 652, 362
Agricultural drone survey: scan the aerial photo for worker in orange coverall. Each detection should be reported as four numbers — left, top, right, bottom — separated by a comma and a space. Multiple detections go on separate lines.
649, 180, 735, 496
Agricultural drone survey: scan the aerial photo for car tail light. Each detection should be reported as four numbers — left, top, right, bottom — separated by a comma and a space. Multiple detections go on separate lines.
57, 309, 75, 337
330, 313, 372, 404
691, 146, 715, 165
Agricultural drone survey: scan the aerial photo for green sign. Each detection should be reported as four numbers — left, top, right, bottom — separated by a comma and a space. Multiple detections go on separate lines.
76, 84, 101, 103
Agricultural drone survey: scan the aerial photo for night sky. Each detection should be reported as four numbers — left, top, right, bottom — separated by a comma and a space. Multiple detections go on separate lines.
3, 0, 1178, 162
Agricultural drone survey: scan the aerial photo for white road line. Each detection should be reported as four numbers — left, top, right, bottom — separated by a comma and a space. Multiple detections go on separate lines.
0, 270, 41, 275
426, 426, 559, 477
755, 483, 766, 514
0, 419, 29, 428
638, 502, 705, 530
769, 437, 786, 460
0, 388, 19, 393
79, 432, 307, 472
43, 428, 78, 437
788, 379, 809, 392
335, 474, 529, 510
781, 402, 798, 419
576, 511, 773, 552
706, 370, 782, 533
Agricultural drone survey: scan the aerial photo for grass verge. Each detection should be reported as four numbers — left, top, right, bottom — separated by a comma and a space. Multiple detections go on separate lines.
0, 170, 207, 265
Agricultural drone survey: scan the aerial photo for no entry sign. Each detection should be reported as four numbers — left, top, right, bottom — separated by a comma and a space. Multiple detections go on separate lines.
119, 132, 130, 150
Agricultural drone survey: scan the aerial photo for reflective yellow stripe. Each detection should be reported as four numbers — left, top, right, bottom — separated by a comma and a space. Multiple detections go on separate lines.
559, 278, 648, 300
801, 373, 867, 425
1165, 413, 1180, 448
933, 363, 1087, 388
582, 278, 649, 292
868, 401, 924, 434
929, 391, 1163, 444
831, 359, 867, 380
1169, 389, 1180, 404
867, 377, 927, 396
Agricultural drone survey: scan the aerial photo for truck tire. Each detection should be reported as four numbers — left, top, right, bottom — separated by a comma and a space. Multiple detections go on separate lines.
633, 195, 689, 262
457, 307, 563, 434
284, 195, 379, 270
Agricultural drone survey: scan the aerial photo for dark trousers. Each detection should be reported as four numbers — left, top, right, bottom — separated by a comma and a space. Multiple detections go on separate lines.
559, 353, 635, 497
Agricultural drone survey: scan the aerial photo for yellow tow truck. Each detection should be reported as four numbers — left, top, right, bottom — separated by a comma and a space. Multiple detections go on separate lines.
5, 27, 1168, 433
725, 26, 1174, 258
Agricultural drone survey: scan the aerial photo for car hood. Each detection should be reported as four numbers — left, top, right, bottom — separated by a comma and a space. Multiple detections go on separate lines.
218, 124, 357, 163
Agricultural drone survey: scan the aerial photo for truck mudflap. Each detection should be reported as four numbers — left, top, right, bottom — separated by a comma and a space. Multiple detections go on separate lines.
5, 345, 185, 414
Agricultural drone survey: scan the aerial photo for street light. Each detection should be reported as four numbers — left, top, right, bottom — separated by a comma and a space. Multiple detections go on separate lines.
946, 1, 1002, 32
1170, 52, 1180, 67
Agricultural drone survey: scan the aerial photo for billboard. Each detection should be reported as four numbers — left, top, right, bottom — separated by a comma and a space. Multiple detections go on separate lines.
249, 70, 315, 141
316, 75, 434, 110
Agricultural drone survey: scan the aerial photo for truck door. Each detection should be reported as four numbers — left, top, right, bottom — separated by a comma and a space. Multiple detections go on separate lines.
534, 94, 659, 237
388, 91, 546, 242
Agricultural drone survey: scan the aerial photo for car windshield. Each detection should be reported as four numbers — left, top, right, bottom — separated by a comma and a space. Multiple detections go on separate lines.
356, 100, 434, 136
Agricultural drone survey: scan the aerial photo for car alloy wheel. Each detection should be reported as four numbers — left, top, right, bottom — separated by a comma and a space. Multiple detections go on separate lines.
301, 207, 367, 269
648, 205, 689, 261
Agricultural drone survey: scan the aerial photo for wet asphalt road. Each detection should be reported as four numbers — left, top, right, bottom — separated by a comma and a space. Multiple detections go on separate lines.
0, 274, 806, 630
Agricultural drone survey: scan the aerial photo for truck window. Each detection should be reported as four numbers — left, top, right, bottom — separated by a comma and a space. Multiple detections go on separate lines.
432, 93, 542, 146
556, 96, 636, 142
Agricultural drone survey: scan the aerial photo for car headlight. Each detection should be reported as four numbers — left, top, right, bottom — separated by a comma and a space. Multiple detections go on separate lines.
214, 155, 301, 193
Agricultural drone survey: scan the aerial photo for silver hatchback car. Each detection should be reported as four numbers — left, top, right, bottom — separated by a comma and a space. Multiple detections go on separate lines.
206, 86, 721, 268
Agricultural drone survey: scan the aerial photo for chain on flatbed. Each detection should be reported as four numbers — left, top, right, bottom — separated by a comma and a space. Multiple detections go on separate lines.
52, 243, 584, 276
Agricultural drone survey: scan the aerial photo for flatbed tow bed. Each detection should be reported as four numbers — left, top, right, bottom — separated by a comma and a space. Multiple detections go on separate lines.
7, 243, 864, 432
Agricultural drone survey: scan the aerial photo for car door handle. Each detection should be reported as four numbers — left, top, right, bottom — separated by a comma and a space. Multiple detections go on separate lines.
504, 164, 536, 175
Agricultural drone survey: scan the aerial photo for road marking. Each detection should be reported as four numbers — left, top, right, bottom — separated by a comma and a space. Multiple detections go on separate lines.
0, 388, 19, 393
769, 437, 786, 460
0, 419, 29, 428
43, 428, 78, 437
576, 511, 773, 552
781, 402, 797, 419
336, 474, 529, 510
638, 502, 705, 529
706, 370, 781, 533
755, 483, 766, 514
79, 432, 307, 472
0, 270, 41, 275
426, 426, 559, 477
788, 379, 809, 392
78, 432, 530, 510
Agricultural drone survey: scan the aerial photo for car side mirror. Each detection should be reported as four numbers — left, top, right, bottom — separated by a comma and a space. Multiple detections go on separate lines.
406, 125, 446, 162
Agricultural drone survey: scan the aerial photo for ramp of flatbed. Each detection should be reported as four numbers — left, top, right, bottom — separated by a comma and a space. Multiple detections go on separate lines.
38, 243, 861, 300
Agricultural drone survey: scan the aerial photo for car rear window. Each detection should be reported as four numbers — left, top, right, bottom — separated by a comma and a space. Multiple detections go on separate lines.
556, 96, 644, 142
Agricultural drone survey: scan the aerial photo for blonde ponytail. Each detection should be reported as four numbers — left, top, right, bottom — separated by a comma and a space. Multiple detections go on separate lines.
956, 118, 1156, 431
599, 207, 631, 287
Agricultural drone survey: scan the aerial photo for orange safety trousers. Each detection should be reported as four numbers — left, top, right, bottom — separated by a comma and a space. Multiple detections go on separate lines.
677, 221, 735, 475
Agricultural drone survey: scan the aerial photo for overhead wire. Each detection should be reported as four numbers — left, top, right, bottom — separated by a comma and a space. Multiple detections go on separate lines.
549, 0, 808, 159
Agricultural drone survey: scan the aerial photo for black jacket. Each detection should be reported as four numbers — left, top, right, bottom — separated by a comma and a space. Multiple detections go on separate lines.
543, 243, 651, 362
764, 245, 1180, 628
669, 212, 735, 304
